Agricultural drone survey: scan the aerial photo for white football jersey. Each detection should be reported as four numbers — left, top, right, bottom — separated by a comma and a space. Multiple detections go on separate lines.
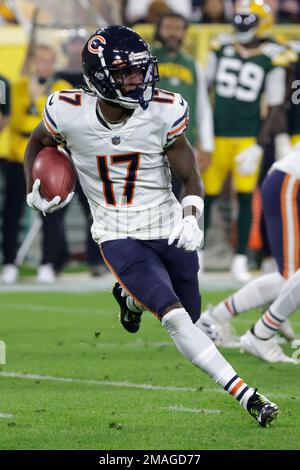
43, 88, 189, 243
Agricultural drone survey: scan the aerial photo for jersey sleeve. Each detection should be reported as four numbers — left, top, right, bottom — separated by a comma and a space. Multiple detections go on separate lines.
163, 93, 190, 148
42, 92, 66, 143
265, 67, 286, 106
261, 42, 291, 68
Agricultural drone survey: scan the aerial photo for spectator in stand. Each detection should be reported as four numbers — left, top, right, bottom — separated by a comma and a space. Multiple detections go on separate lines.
278, 0, 300, 23
124, 0, 192, 25
1, 45, 71, 284
128, 0, 171, 24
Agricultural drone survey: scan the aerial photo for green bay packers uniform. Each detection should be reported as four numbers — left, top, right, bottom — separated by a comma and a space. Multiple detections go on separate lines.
203, 35, 288, 195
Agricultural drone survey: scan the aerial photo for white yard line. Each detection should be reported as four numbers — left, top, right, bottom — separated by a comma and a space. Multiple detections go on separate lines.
0, 371, 200, 393
87, 341, 173, 348
165, 405, 223, 414
0, 371, 296, 399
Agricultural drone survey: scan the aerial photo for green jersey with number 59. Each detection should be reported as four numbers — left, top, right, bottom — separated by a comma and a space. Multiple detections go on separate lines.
206, 35, 288, 137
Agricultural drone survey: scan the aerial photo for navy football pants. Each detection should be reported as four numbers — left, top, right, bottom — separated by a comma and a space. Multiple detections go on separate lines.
101, 238, 201, 322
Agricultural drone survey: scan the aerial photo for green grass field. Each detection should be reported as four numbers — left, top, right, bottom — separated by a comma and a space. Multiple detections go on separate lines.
0, 289, 300, 450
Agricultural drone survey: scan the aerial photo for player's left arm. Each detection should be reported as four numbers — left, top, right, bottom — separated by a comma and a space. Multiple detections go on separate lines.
166, 133, 204, 199
166, 134, 205, 251
258, 66, 291, 159
195, 63, 214, 171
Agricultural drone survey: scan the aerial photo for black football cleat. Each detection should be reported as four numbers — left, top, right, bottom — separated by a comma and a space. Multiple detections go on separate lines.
112, 282, 142, 333
247, 389, 280, 427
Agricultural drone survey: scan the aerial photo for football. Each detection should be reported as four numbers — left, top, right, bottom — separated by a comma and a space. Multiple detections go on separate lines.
32, 147, 76, 202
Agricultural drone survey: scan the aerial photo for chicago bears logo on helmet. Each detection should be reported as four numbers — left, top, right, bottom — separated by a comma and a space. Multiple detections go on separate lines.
87, 35, 107, 54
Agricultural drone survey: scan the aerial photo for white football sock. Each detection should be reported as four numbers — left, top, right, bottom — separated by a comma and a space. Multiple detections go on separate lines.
210, 272, 285, 322
254, 269, 300, 339
162, 308, 254, 408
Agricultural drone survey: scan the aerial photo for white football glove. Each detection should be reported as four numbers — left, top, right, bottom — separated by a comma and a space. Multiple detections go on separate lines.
235, 144, 263, 176
168, 215, 204, 252
27, 179, 74, 215
274, 133, 293, 160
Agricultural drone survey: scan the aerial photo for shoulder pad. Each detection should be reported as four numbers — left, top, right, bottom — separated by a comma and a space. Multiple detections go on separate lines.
261, 42, 290, 66
210, 33, 233, 52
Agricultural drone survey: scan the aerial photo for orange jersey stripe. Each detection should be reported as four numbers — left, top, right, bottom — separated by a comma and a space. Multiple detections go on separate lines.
167, 120, 187, 137
42, 112, 59, 136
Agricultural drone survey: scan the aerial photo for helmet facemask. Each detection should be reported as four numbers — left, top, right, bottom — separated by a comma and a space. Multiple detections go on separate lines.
233, 13, 259, 44
84, 48, 159, 110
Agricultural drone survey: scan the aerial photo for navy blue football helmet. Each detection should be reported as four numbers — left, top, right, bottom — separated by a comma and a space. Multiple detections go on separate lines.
82, 26, 159, 110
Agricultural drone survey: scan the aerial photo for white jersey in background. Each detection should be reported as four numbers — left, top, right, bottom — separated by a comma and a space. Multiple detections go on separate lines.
271, 145, 300, 179
43, 88, 189, 243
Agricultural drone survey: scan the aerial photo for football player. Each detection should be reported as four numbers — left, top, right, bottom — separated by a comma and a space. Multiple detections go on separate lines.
24, 26, 278, 426
245, 267, 300, 360
199, 143, 300, 363
203, 0, 291, 282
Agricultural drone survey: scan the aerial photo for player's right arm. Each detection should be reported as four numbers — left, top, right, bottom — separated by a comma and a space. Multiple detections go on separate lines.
24, 90, 74, 214
24, 120, 58, 193
162, 91, 205, 253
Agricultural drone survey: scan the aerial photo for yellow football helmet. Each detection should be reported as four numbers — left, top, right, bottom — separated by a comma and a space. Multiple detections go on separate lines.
233, 0, 274, 44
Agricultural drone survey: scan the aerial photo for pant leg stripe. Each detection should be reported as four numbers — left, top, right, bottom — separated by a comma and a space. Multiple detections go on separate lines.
292, 180, 300, 272
285, 176, 298, 278
100, 247, 159, 318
